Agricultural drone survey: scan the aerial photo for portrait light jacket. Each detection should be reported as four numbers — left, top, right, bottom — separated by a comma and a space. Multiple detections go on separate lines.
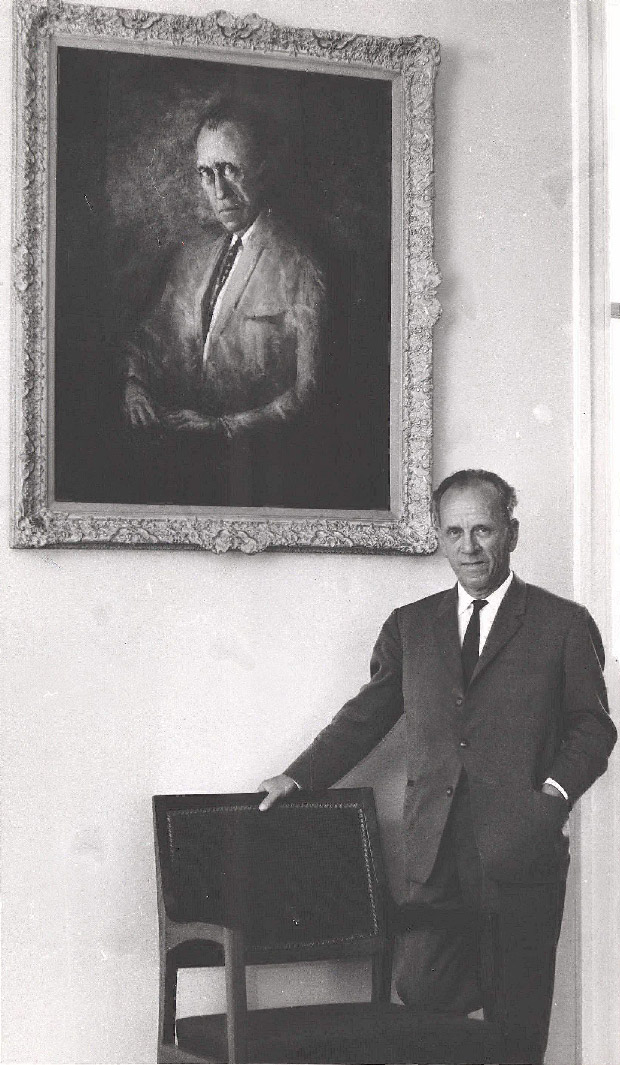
123, 210, 326, 435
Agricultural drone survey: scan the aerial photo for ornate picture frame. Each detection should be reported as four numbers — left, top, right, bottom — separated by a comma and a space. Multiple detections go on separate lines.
12, 1, 440, 553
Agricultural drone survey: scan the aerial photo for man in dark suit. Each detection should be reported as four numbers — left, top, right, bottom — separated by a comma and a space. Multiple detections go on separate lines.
259, 469, 616, 1063
121, 95, 326, 506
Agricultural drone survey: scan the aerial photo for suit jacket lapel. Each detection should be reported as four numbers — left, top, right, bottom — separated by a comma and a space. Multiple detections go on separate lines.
209, 212, 273, 341
432, 586, 463, 687
194, 233, 229, 337
470, 574, 527, 685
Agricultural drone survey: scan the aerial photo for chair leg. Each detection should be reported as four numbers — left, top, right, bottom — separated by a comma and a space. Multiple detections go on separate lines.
372, 941, 394, 1003
158, 1044, 210, 1064
159, 959, 178, 1048
224, 927, 248, 1063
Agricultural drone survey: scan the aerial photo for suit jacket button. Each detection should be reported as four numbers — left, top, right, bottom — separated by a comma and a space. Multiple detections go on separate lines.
455, 696, 464, 707
446, 786, 454, 796
459, 739, 469, 748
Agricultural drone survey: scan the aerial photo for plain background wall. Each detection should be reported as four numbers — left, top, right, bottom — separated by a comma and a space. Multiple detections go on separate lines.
0, 0, 588, 1062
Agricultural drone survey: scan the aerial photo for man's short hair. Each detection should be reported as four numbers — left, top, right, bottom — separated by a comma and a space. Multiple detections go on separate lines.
194, 93, 281, 165
431, 469, 518, 526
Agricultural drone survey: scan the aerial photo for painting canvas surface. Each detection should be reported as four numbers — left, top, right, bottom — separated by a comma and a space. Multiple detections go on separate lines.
54, 46, 392, 511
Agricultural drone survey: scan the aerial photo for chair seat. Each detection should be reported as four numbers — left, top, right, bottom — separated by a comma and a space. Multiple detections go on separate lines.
176, 1002, 503, 1064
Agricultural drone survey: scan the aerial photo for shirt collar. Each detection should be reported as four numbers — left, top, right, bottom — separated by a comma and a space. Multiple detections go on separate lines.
234, 211, 263, 249
457, 570, 514, 616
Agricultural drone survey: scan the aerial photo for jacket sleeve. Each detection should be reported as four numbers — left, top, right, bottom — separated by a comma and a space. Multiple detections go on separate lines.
284, 609, 405, 791
121, 246, 186, 401
547, 606, 617, 804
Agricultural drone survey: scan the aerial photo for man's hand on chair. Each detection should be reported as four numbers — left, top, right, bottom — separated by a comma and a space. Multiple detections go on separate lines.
258, 774, 299, 811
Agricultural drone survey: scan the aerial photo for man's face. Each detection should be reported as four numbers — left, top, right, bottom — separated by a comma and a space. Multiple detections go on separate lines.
437, 482, 519, 598
196, 121, 264, 234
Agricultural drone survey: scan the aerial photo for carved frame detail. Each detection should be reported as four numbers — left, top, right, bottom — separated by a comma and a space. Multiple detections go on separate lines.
11, 0, 440, 553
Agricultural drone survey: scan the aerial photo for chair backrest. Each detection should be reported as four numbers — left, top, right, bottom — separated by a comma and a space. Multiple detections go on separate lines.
153, 789, 388, 963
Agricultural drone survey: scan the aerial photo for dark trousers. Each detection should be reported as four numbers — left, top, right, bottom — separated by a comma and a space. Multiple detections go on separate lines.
394, 774, 566, 1064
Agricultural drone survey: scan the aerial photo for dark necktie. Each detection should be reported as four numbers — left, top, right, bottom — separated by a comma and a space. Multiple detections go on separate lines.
201, 236, 242, 343
461, 598, 488, 688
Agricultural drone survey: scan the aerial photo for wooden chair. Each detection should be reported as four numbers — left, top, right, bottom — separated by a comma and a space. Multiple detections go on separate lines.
153, 789, 504, 1064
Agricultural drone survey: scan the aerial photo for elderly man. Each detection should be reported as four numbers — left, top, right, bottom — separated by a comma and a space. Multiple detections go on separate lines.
122, 95, 326, 506
259, 469, 616, 1064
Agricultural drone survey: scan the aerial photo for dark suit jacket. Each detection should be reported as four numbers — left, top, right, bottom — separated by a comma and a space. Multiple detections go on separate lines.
286, 576, 617, 884
123, 211, 326, 435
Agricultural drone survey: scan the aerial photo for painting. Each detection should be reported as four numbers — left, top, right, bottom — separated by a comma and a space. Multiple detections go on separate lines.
12, 2, 441, 552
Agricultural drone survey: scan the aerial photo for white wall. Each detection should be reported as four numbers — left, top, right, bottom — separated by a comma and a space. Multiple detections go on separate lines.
0, 1, 600, 1062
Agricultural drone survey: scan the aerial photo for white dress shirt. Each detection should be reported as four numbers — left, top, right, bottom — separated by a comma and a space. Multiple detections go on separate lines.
456, 570, 568, 802
457, 570, 514, 654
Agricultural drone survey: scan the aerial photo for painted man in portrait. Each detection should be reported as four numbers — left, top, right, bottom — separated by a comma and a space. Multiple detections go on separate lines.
121, 94, 326, 507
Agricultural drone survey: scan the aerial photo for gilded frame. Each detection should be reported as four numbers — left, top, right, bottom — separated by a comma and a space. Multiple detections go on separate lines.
11, 1, 440, 552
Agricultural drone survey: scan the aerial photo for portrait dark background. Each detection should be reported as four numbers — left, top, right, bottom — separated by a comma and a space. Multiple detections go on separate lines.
54, 46, 392, 509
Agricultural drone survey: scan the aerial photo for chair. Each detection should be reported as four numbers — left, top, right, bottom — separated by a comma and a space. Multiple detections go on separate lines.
153, 789, 504, 1064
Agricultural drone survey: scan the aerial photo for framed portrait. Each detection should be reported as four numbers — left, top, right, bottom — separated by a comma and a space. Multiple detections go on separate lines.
12, 1, 440, 552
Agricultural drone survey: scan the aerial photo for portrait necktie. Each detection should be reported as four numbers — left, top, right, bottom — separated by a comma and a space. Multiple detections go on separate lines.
461, 598, 488, 688
201, 235, 242, 343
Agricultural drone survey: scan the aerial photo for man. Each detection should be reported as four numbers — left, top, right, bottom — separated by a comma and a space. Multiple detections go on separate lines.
122, 95, 326, 506
259, 469, 616, 1063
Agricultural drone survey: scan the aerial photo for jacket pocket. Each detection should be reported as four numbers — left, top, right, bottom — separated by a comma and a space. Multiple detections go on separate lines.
467, 777, 570, 884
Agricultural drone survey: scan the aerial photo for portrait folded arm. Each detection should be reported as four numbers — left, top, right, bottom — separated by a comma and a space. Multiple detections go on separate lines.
122, 310, 223, 434
121, 312, 170, 428
160, 409, 224, 433
162, 363, 320, 435
219, 378, 315, 436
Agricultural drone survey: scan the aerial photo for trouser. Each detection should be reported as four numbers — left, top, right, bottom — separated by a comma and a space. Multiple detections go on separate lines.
394, 773, 566, 1064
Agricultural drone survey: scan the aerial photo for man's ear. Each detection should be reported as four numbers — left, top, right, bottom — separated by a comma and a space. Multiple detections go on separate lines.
508, 518, 519, 552
434, 522, 447, 557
